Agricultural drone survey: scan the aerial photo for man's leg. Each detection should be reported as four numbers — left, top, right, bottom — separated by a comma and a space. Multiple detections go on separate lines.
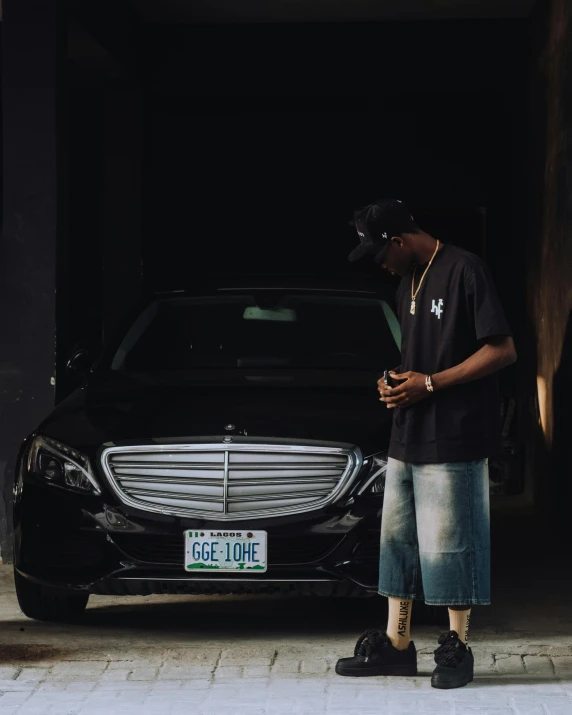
412, 459, 490, 689
387, 598, 413, 650
412, 459, 490, 608
335, 459, 419, 677
378, 459, 421, 650
448, 605, 471, 644
378, 458, 423, 603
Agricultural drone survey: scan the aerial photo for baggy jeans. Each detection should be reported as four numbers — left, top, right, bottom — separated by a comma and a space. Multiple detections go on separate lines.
378, 457, 491, 605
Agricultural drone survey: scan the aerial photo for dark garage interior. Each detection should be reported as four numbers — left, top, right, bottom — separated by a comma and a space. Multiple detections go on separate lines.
1, 0, 571, 572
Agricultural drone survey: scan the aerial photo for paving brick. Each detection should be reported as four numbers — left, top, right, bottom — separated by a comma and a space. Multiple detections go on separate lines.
387, 703, 431, 714
0, 669, 19, 681
50, 663, 108, 677
300, 660, 329, 675
219, 648, 275, 665
159, 664, 212, 680
494, 654, 526, 674
127, 667, 159, 681
474, 652, 496, 669
524, 655, 555, 676
417, 653, 437, 673
272, 660, 300, 674
421, 699, 455, 713
511, 703, 546, 715
149, 679, 186, 690
99, 669, 130, 682
147, 688, 208, 703
15, 669, 47, 683
546, 707, 572, 715
0, 690, 32, 705
552, 656, 572, 677
63, 682, 97, 693
243, 665, 272, 677
18, 707, 68, 715
166, 648, 221, 664
32, 683, 67, 693
0, 679, 34, 691
213, 666, 243, 679
93, 682, 151, 693
511, 696, 569, 708
105, 661, 134, 670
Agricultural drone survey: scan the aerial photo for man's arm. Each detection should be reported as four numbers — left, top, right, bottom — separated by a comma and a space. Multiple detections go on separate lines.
378, 336, 516, 409
432, 335, 516, 391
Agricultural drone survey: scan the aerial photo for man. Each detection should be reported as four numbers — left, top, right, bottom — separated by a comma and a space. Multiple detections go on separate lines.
336, 199, 516, 689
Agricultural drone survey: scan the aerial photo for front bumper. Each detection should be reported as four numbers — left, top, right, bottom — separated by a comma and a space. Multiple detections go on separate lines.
14, 476, 382, 596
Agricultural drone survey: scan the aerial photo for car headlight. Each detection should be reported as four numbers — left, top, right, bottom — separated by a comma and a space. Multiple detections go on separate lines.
27, 436, 101, 495
356, 452, 388, 495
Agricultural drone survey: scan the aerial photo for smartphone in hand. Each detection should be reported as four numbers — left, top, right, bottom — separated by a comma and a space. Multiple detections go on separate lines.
383, 370, 395, 388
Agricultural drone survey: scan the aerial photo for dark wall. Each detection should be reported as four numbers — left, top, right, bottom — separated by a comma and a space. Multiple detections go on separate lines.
60, 77, 143, 397
62, 19, 530, 363
1, 0, 62, 558
140, 21, 528, 413
527, 0, 572, 522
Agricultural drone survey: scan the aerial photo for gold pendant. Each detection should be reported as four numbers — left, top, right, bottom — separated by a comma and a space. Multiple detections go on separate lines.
410, 300, 416, 315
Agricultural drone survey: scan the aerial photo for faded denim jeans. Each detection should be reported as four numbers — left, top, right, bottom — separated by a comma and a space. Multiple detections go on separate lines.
378, 457, 491, 606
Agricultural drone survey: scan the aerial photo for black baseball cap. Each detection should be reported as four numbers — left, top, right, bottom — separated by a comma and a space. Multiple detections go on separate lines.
348, 199, 417, 263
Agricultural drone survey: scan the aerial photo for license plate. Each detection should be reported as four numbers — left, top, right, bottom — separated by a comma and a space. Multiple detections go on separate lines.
184, 530, 267, 573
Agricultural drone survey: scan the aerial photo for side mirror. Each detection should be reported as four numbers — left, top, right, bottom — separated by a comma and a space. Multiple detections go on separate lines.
66, 345, 93, 380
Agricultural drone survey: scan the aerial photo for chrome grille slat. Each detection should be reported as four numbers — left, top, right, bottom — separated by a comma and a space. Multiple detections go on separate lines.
227, 483, 337, 497
227, 489, 332, 502
115, 468, 225, 479
229, 462, 346, 470
229, 452, 346, 464
101, 442, 361, 521
228, 469, 344, 479
125, 485, 225, 499
118, 475, 225, 486
228, 476, 340, 486
111, 452, 224, 464
114, 462, 224, 470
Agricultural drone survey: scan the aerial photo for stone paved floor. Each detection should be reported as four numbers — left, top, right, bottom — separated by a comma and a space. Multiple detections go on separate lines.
1, 559, 571, 715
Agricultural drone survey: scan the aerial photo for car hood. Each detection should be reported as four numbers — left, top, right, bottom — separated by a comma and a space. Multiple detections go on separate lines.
40, 370, 392, 457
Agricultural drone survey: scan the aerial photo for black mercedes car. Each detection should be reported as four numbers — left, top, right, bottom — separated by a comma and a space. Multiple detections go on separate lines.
13, 276, 402, 621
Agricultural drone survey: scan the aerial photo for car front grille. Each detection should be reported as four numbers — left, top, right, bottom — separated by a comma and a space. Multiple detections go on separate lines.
112, 533, 343, 565
100, 442, 361, 520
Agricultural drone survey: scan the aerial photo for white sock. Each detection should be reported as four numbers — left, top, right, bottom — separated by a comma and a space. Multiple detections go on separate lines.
386, 597, 413, 650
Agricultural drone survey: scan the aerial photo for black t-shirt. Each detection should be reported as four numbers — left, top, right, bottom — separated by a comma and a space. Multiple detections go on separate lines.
389, 244, 512, 464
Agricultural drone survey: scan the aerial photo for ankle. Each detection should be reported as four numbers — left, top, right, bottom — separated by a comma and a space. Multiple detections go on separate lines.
389, 636, 411, 651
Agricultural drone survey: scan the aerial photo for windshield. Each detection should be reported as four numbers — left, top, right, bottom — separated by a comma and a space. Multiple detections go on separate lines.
107, 294, 401, 372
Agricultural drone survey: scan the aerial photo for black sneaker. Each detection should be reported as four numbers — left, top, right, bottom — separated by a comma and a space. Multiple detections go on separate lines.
335, 628, 417, 677
431, 630, 474, 689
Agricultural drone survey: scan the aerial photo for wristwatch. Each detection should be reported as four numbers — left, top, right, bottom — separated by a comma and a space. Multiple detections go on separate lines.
425, 375, 434, 393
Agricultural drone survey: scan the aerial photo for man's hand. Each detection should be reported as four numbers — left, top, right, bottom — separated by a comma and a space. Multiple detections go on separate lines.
377, 371, 430, 409
376, 337, 517, 410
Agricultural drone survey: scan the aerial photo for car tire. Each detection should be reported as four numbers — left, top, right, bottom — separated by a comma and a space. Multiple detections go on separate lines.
14, 570, 89, 622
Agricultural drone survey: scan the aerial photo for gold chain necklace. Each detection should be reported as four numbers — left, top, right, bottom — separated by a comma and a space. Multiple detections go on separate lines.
410, 239, 440, 315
